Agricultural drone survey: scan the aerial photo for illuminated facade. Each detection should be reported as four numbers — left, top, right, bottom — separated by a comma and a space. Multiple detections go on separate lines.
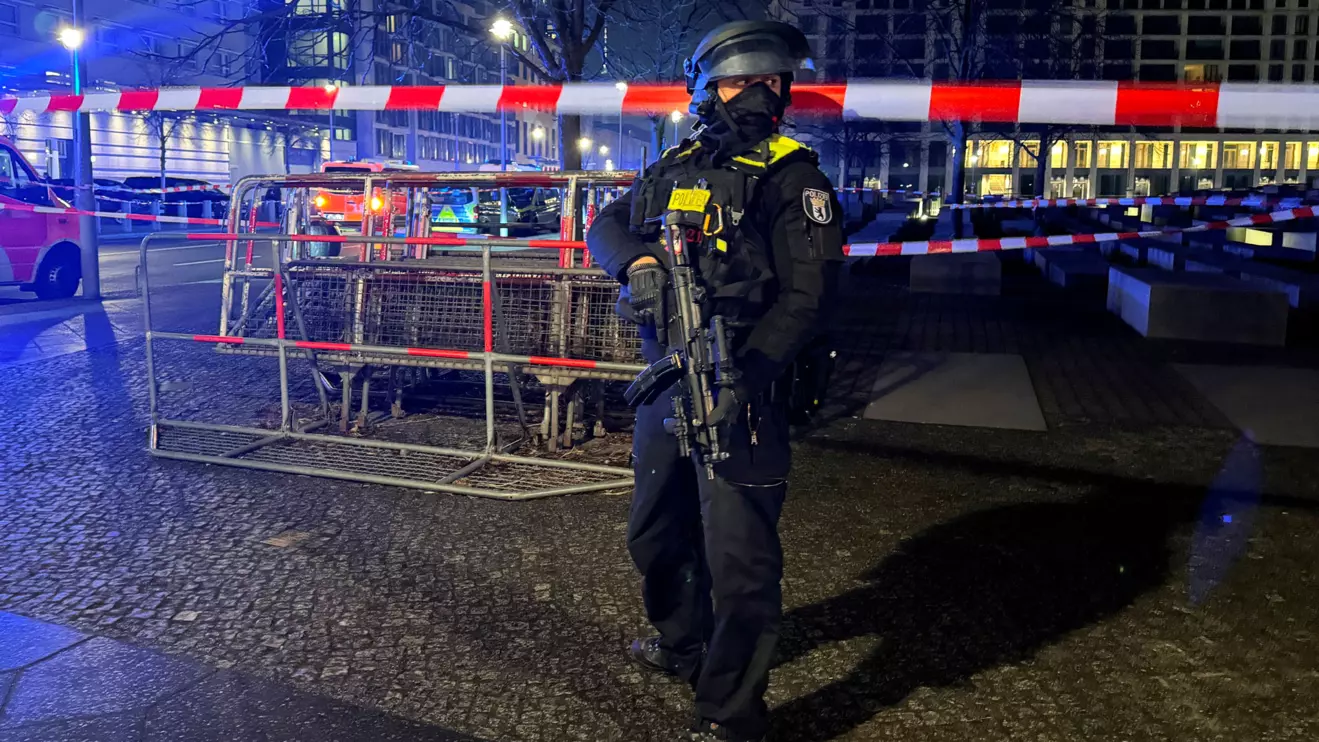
775, 0, 1319, 196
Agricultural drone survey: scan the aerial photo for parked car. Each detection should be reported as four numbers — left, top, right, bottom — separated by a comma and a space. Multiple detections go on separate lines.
474, 187, 561, 233
0, 139, 86, 299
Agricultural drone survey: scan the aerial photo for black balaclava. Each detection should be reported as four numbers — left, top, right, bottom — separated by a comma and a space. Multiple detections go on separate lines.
696, 80, 785, 160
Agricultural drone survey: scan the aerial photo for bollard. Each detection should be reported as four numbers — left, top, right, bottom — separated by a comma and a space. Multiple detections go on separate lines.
151, 200, 163, 232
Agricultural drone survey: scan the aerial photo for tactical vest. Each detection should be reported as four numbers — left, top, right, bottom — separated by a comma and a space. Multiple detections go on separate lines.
628, 134, 819, 323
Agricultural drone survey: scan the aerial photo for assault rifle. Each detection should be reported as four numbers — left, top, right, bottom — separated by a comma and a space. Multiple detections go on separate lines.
622, 181, 737, 480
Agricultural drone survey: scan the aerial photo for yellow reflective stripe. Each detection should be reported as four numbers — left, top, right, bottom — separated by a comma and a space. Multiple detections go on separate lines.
729, 136, 810, 168
766, 134, 807, 164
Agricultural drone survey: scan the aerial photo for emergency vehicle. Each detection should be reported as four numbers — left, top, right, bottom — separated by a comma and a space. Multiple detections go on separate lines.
310, 160, 418, 233
0, 138, 85, 299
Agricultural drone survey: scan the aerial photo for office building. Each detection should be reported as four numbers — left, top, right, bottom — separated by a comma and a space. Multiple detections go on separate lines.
774, 0, 1319, 196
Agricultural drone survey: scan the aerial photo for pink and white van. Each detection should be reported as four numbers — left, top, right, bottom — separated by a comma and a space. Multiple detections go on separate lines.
0, 138, 84, 299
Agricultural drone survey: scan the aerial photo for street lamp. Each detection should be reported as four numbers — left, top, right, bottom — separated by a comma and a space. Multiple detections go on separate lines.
323, 83, 338, 160
490, 18, 514, 234
57, 27, 83, 50
598, 145, 608, 155
615, 82, 626, 169
670, 110, 683, 124
578, 137, 592, 152
58, 20, 98, 298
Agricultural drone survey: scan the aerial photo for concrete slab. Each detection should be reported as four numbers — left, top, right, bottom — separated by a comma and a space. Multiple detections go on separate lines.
0, 713, 142, 742
1118, 242, 1148, 264
1046, 253, 1110, 293
1032, 247, 1084, 274
862, 351, 1047, 431
1282, 231, 1316, 253
1175, 365, 1319, 448
1148, 245, 1187, 271
1235, 263, 1319, 308
0, 613, 86, 672
1106, 267, 1290, 346
909, 253, 1001, 295
2, 637, 209, 727
1184, 249, 1248, 275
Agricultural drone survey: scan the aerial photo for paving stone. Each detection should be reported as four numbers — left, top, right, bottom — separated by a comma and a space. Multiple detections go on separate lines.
0, 713, 142, 742
143, 671, 481, 742
0, 613, 86, 672
1, 638, 210, 727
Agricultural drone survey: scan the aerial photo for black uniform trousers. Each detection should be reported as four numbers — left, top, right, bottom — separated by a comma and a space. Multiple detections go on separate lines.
627, 343, 792, 741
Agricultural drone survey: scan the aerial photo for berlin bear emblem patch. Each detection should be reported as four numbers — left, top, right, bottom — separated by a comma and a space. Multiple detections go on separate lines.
803, 188, 832, 224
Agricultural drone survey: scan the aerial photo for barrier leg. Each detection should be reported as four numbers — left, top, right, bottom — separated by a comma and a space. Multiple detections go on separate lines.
281, 273, 331, 420
594, 381, 607, 438
540, 395, 553, 448
339, 371, 353, 433
563, 385, 576, 450
390, 367, 404, 419
550, 388, 560, 453
356, 372, 372, 432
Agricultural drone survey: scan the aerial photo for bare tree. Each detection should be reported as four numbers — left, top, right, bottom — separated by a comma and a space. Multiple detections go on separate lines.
496, 0, 619, 170
774, 0, 1109, 233
600, 0, 744, 158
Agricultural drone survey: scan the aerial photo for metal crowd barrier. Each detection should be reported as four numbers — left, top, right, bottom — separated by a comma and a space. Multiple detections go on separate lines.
212, 170, 645, 450
140, 231, 640, 499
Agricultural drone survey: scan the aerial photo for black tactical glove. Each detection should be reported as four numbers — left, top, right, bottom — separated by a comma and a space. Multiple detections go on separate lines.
626, 260, 668, 326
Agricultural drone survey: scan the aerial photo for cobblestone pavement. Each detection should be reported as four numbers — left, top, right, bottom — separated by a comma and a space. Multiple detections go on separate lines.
2, 271, 1319, 741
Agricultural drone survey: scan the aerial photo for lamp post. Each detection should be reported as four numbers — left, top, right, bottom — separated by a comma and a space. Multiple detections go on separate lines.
615, 82, 626, 170
490, 18, 513, 236
324, 83, 337, 162
59, 20, 98, 300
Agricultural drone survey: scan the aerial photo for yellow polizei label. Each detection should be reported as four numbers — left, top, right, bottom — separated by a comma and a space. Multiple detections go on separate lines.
668, 188, 711, 212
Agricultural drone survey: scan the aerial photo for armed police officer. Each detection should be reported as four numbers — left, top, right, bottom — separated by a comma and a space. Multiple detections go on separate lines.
586, 20, 845, 742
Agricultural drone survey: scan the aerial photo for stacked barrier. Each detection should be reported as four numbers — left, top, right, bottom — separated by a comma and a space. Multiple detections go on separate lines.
140, 170, 651, 499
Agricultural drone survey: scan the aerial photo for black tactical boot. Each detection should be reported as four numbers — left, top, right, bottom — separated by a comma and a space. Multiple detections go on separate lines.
628, 637, 701, 683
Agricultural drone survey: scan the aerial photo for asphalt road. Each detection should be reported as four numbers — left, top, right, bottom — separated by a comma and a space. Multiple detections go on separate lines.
0, 233, 226, 307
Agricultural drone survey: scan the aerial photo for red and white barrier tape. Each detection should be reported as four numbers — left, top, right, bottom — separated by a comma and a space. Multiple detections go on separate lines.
840, 188, 936, 195
49, 182, 231, 195
3, 81, 1317, 129
947, 195, 1308, 210
0, 200, 277, 228
843, 206, 1316, 256
8, 198, 1309, 258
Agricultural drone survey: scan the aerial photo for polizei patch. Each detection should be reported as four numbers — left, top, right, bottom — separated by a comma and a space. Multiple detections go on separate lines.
803, 188, 832, 224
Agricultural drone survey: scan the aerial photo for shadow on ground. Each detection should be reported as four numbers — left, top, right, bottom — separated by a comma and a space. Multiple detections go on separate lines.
770, 437, 1317, 742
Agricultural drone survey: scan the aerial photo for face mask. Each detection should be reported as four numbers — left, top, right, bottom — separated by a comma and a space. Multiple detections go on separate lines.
700, 81, 783, 155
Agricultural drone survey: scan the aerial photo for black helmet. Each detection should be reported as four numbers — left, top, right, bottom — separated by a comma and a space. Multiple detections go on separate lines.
683, 21, 814, 111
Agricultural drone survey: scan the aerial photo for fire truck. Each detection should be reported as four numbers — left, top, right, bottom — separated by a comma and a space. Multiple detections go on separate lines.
0, 138, 85, 299
310, 160, 419, 233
